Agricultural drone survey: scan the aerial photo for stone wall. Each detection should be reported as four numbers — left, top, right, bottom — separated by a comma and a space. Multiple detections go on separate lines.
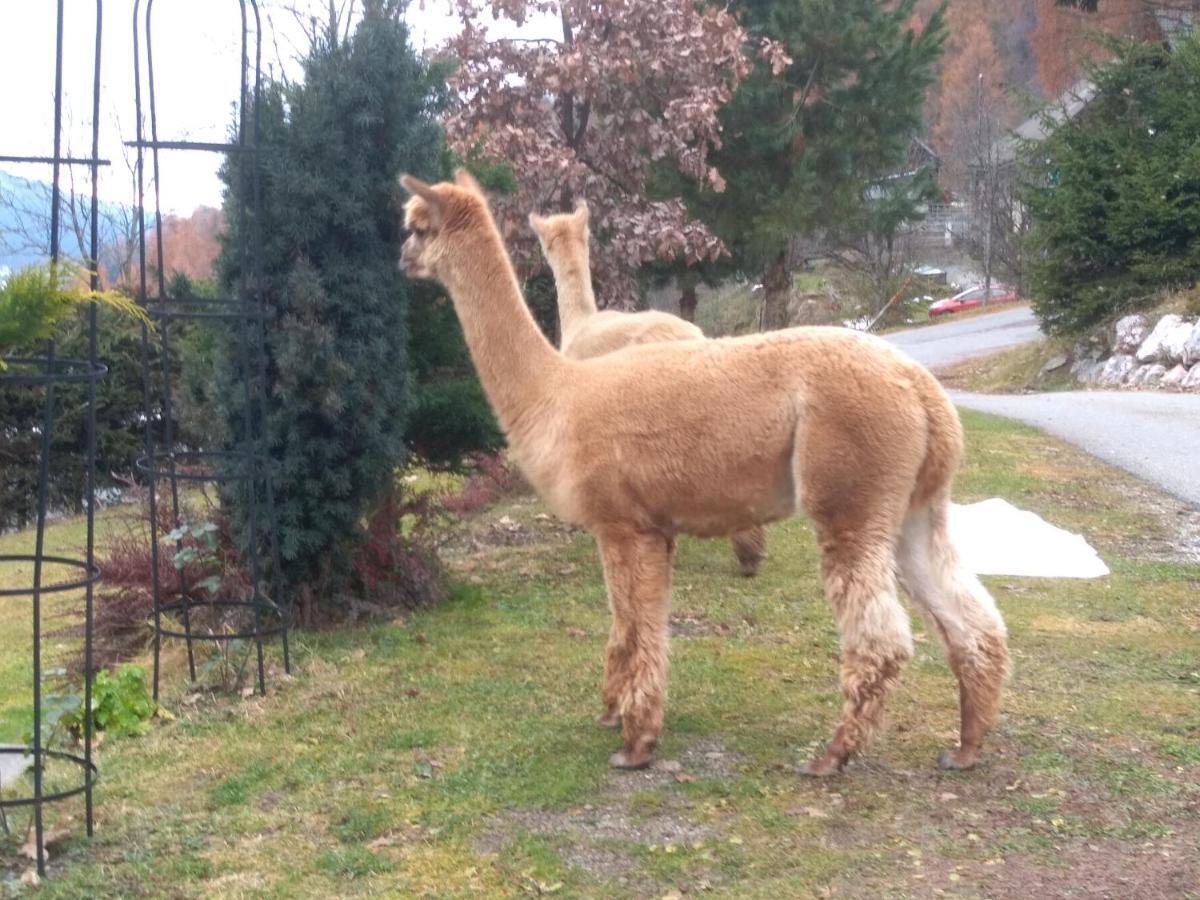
1070, 313, 1200, 390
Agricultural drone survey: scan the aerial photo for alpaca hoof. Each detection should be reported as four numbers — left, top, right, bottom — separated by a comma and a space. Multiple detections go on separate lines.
936, 749, 978, 771
610, 748, 654, 770
799, 755, 846, 778
796, 758, 844, 777
595, 710, 621, 728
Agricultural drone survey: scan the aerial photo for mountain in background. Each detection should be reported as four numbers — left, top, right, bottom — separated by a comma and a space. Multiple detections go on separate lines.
1, 169, 223, 287
0, 169, 135, 280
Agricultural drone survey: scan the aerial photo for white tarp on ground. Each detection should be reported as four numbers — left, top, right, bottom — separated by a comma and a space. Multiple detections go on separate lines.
949, 498, 1110, 579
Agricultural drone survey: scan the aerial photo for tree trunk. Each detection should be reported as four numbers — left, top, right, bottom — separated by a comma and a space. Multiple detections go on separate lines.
760, 252, 791, 331
678, 273, 699, 323
678, 284, 698, 322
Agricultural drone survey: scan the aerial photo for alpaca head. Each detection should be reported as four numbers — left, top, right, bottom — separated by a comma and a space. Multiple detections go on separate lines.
398, 170, 490, 280
529, 201, 589, 260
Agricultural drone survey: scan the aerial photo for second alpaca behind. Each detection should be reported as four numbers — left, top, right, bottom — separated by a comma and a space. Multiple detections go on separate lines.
530, 203, 767, 577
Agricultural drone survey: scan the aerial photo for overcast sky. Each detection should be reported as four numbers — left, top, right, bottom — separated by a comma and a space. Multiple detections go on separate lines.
1, 0, 542, 215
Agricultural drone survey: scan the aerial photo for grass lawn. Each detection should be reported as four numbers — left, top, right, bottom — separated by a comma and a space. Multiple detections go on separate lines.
934, 338, 1080, 394
2, 410, 1198, 897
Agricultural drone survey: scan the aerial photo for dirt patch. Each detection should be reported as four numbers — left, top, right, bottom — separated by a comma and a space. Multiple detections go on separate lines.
669, 611, 736, 639
870, 833, 1200, 900
1097, 478, 1200, 564
473, 738, 745, 882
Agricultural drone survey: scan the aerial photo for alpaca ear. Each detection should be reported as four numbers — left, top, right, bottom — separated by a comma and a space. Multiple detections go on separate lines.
454, 169, 484, 195
399, 174, 443, 229
572, 200, 589, 228
528, 212, 548, 237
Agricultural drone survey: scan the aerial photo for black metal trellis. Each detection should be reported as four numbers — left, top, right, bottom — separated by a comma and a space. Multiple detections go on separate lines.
0, 0, 103, 877
130, 0, 288, 700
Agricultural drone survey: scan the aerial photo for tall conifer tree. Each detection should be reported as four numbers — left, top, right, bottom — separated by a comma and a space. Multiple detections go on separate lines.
695, 0, 946, 329
215, 1, 447, 612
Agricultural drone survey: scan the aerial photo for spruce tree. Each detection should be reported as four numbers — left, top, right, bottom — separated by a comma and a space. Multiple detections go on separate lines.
693, 0, 946, 329
1021, 33, 1200, 334
214, 1, 447, 613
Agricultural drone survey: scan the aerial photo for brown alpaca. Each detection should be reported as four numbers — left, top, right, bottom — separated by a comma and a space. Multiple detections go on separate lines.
399, 172, 1009, 775
529, 203, 767, 578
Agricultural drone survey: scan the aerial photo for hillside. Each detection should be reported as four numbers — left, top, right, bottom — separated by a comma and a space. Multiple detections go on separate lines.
1, 170, 224, 286
0, 169, 135, 280
913, 0, 1191, 188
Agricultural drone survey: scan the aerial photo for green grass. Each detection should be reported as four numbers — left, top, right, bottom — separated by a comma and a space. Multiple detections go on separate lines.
3, 411, 1199, 896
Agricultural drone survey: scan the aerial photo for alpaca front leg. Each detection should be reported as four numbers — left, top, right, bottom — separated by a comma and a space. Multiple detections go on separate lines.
803, 551, 913, 776
596, 528, 675, 770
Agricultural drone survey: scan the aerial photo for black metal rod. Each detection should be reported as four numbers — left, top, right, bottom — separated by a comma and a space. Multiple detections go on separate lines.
30, 341, 57, 878
132, 0, 166, 703
0, 155, 111, 166
143, 0, 198, 681
121, 139, 257, 153
84, 0, 104, 836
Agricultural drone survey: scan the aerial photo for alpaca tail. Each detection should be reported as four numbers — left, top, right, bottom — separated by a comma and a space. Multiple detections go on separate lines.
897, 370, 1009, 766
898, 493, 1010, 767
909, 368, 965, 514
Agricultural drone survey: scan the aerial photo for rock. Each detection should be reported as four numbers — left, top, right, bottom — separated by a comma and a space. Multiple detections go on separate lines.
1113, 314, 1149, 353
1079, 360, 1107, 384
1183, 322, 1200, 367
1128, 364, 1153, 385
1162, 321, 1195, 366
1134, 364, 1167, 386
0, 745, 33, 789
1160, 364, 1188, 387
1183, 364, 1200, 390
1041, 354, 1069, 374
1135, 314, 1184, 363
1097, 354, 1136, 385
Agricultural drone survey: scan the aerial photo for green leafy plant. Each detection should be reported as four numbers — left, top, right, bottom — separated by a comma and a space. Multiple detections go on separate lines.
38, 663, 157, 744
167, 520, 222, 596
0, 260, 152, 367
86, 665, 156, 737
167, 519, 254, 692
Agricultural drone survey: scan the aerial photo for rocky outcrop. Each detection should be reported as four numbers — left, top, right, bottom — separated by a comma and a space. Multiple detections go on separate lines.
1113, 314, 1148, 353
1129, 363, 1167, 386
1161, 364, 1189, 387
1135, 314, 1184, 363
1183, 322, 1200, 367
1074, 313, 1200, 391
1097, 354, 1137, 385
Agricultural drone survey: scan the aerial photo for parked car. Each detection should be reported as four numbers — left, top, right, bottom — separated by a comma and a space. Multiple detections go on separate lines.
927, 284, 1017, 318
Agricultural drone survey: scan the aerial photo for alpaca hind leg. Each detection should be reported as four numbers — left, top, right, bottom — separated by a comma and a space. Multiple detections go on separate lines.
597, 617, 629, 728
803, 541, 913, 776
730, 525, 767, 577
596, 527, 675, 769
897, 504, 1010, 770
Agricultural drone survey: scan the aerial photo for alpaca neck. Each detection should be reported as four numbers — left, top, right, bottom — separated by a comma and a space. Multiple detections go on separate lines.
548, 239, 598, 338
438, 228, 563, 435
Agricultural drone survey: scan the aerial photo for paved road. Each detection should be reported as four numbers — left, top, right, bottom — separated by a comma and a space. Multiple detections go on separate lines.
948, 390, 1200, 507
886, 305, 1041, 369
886, 309, 1200, 507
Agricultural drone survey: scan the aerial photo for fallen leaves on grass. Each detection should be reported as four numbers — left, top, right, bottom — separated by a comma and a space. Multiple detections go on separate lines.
20, 827, 71, 861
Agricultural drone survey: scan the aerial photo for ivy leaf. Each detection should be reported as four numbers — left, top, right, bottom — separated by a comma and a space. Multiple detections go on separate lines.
196, 575, 222, 595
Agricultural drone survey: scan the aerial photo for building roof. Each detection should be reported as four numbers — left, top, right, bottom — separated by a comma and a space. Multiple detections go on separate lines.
997, 78, 1097, 163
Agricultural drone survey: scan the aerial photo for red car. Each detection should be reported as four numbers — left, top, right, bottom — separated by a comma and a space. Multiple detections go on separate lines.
928, 284, 1017, 318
